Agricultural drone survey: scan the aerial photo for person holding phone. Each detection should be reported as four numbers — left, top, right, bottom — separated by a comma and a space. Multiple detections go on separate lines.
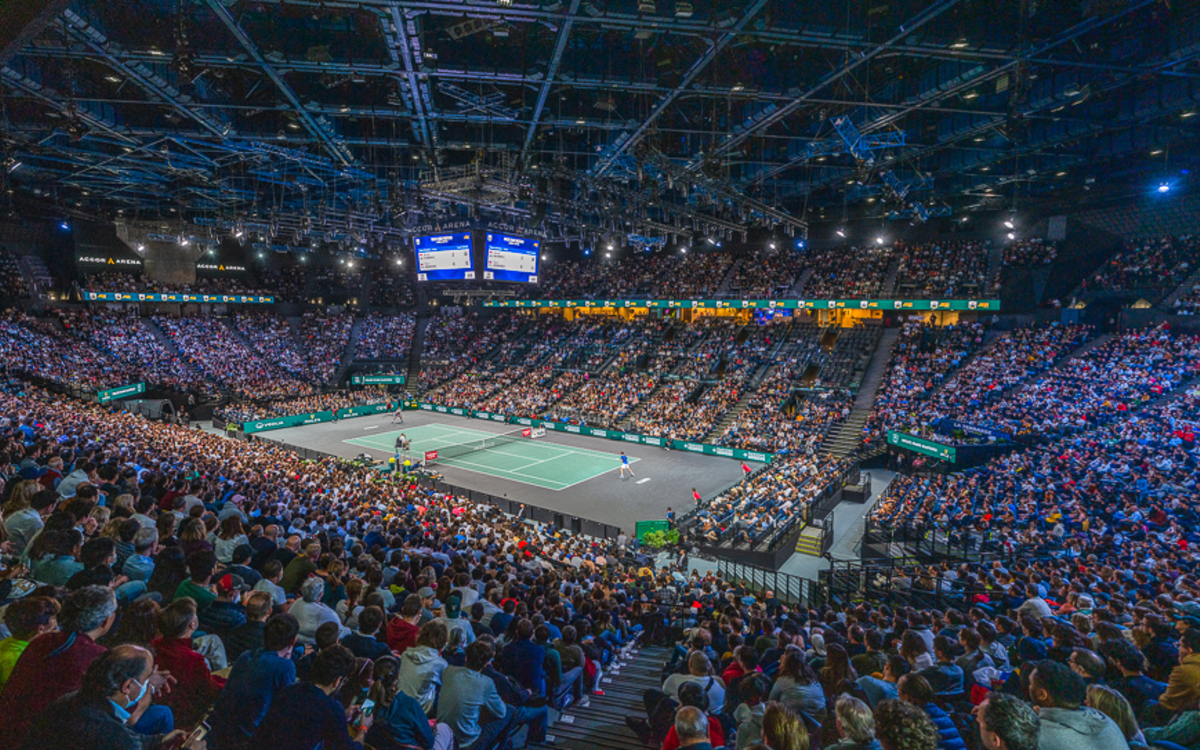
19, 644, 206, 750
363, 656, 454, 750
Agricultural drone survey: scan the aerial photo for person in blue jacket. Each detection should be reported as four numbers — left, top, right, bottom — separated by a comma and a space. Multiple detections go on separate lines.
365, 655, 454, 750
207, 613, 300, 750
898, 673, 967, 750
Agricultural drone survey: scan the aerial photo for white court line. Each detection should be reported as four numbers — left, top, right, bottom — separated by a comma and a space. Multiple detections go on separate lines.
364, 425, 379, 430
636, 478, 651, 484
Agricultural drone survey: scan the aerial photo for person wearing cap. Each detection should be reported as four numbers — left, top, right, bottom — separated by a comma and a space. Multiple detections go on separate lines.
200, 573, 249, 636
436, 592, 476, 648
417, 586, 440, 623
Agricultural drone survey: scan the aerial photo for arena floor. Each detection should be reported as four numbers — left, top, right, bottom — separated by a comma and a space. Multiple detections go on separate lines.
253, 410, 747, 531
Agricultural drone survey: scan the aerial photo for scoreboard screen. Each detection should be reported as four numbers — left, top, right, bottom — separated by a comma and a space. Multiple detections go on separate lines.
483, 232, 539, 283
414, 232, 475, 281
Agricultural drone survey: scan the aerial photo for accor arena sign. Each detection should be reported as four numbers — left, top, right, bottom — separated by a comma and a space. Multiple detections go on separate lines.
79, 256, 142, 266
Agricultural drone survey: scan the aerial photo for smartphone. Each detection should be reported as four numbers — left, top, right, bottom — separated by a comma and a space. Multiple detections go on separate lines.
360, 699, 376, 717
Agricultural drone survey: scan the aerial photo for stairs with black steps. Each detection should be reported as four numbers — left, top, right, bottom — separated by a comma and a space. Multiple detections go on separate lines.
527, 643, 670, 750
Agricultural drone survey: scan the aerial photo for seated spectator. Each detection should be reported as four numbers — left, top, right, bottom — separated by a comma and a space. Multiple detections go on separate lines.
874, 699, 940, 750
1156, 627, 1200, 713
897, 674, 966, 750
206, 613, 300, 750
0, 586, 118, 747
152, 597, 227, 728
662, 682, 726, 750
386, 594, 424, 655
0, 596, 59, 690
438, 638, 548, 750
174, 550, 218, 611
975, 692, 1040, 750
223, 590, 274, 663
672, 706, 716, 750
918, 636, 965, 696
771, 645, 827, 717
858, 655, 909, 709
19, 644, 204, 750
502, 618, 547, 697
291, 576, 349, 645
252, 645, 371, 749
829, 694, 882, 750
366, 655, 454, 750
342, 605, 391, 661
199, 573, 249, 637
397, 620, 449, 715
762, 701, 810, 750
1027, 660, 1129, 750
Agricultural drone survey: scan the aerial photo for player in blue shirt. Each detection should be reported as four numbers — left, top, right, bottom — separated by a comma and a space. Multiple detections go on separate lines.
619, 452, 634, 479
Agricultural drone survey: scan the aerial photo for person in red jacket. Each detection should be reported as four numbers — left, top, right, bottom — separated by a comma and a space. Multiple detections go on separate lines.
386, 593, 423, 655
152, 597, 226, 728
0, 585, 117, 748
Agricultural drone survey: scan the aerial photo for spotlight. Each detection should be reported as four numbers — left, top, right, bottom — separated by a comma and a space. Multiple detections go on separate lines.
234, 230, 244, 239
136, 244, 146, 252
540, 253, 547, 260
1004, 220, 1015, 229
1007, 232, 1015, 240
60, 221, 70, 231
875, 236, 884, 245
706, 237, 715, 245
607, 244, 614, 250
180, 237, 189, 246
347, 261, 354, 268
257, 252, 264, 259
680, 246, 688, 254
769, 242, 777, 250
605, 252, 612, 258
1158, 183, 1171, 194
396, 259, 404, 266
836, 228, 846, 238
795, 240, 805, 249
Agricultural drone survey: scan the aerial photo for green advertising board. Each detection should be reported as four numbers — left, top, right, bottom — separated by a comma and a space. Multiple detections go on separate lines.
242, 411, 335, 433
336, 403, 394, 419
482, 298, 1000, 312
887, 431, 957, 462
635, 520, 670, 541
98, 382, 146, 404
351, 375, 406, 385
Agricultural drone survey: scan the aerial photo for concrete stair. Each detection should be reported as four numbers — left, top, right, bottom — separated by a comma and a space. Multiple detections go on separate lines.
528, 642, 667, 750
701, 392, 754, 443
619, 381, 665, 431
821, 407, 870, 458
852, 327, 900, 410
790, 267, 814, 296
795, 525, 824, 556
406, 316, 432, 391
879, 257, 901, 296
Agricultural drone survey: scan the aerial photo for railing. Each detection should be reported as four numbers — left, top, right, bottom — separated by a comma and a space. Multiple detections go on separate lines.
825, 558, 1013, 613
700, 555, 827, 609
861, 514, 1006, 563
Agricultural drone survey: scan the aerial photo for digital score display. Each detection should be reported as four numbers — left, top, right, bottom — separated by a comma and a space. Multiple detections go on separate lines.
414, 233, 475, 281
483, 232, 539, 283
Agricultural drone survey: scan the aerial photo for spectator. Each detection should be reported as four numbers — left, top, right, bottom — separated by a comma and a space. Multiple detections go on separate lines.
397, 620, 449, 715
291, 576, 350, 645
152, 597, 227, 728
252, 645, 371, 749
762, 701, 810, 750
206, 613, 300, 750
19, 645, 204, 750
673, 706, 714, 750
976, 692, 1040, 750
1027, 660, 1129, 750
222, 590, 274, 663
366, 655, 454, 750
897, 674, 966, 750
874, 699, 940, 750
0, 596, 60, 689
828, 694, 882, 750
1157, 626, 1200, 713
438, 638, 548, 750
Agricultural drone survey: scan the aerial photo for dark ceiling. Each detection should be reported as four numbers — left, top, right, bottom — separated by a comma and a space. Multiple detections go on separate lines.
0, 0, 1197, 249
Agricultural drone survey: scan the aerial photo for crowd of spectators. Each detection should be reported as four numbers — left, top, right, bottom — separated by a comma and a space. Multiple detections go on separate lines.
546, 371, 656, 428
369, 263, 416, 308
154, 316, 315, 400
83, 272, 269, 297
356, 313, 416, 361
216, 388, 391, 425
0, 383, 663, 750
801, 245, 895, 299
536, 251, 734, 300
871, 324, 1092, 441
298, 311, 355, 382
420, 314, 521, 388
0, 310, 146, 392
1083, 235, 1200, 297
894, 240, 991, 298
56, 309, 209, 394
1002, 239, 1060, 268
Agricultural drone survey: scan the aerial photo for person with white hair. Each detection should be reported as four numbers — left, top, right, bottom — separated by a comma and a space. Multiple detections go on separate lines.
290, 576, 349, 644
828, 695, 882, 750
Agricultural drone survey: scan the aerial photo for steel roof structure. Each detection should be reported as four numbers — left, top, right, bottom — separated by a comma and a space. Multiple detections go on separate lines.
0, 0, 1197, 248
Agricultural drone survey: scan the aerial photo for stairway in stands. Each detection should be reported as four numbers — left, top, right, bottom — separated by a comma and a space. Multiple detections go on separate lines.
879, 256, 902, 296
528, 643, 669, 750
818, 327, 899, 459
405, 316, 432, 393
329, 316, 364, 384
820, 408, 870, 459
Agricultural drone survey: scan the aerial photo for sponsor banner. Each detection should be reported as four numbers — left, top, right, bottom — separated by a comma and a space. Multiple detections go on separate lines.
351, 375, 406, 385
98, 382, 146, 404
243, 411, 334, 433
85, 291, 274, 303
887, 430, 957, 462
79, 256, 142, 266
335, 403, 393, 419
483, 298, 999, 311
425, 450, 438, 461
635, 520, 670, 541
935, 418, 1011, 441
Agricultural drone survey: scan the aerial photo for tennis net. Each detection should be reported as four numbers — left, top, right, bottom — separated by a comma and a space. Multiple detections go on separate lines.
424, 427, 532, 465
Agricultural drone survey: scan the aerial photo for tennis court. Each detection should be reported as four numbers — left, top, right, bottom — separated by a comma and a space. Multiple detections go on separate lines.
344, 422, 639, 491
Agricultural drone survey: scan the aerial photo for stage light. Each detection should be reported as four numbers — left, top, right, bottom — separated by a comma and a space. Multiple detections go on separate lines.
347, 261, 354, 268
180, 237, 189, 246
540, 253, 547, 260
1007, 232, 1015, 240
396, 258, 404, 265
680, 246, 688, 254
795, 240, 805, 249
1004, 220, 1015, 229
60, 221, 70, 231
875, 236, 885, 245
136, 244, 146, 252
769, 242, 777, 249
257, 252, 264, 259
607, 244, 614, 250
234, 230, 244, 238
605, 252, 612, 258
1158, 183, 1171, 193
706, 237, 715, 245
836, 228, 845, 238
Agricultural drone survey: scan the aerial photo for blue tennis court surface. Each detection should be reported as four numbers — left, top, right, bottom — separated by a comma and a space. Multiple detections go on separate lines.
344, 422, 638, 490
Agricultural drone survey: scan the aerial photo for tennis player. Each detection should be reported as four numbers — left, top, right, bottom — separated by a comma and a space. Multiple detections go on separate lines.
619, 452, 634, 479
391, 404, 404, 424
